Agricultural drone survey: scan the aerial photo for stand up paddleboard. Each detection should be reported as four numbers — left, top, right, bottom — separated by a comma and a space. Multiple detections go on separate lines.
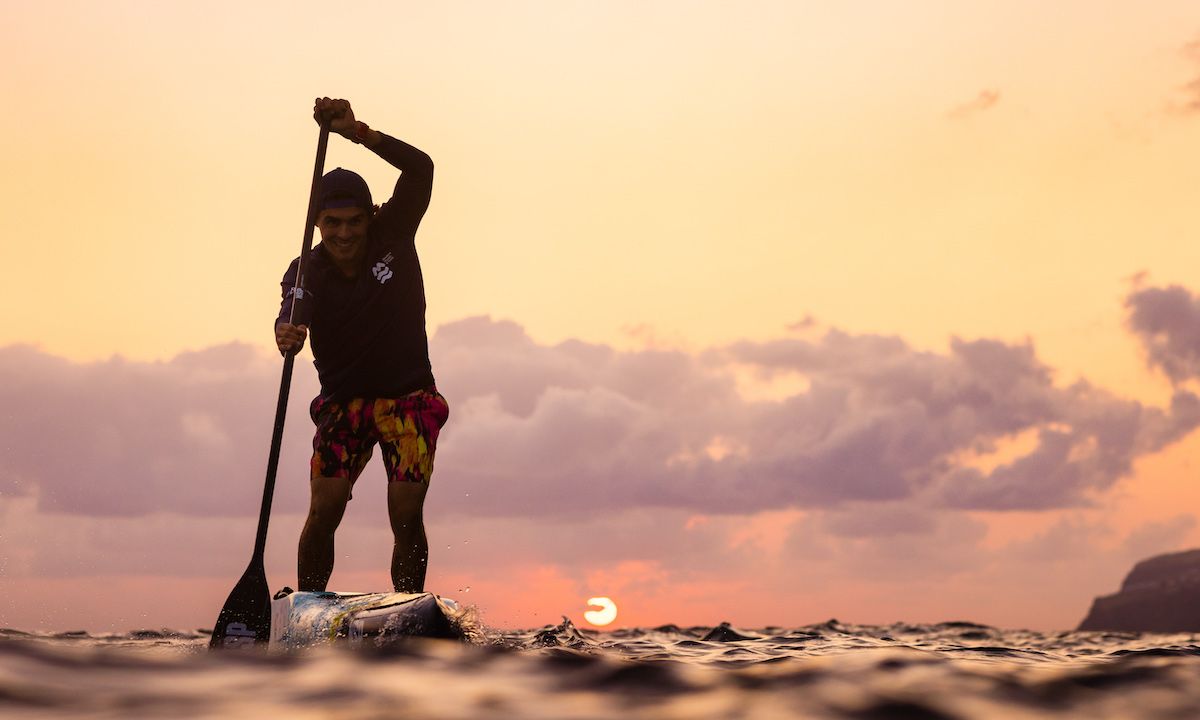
267, 589, 462, 650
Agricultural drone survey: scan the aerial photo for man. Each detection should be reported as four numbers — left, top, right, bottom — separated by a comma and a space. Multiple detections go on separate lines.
276, 97, 448, 594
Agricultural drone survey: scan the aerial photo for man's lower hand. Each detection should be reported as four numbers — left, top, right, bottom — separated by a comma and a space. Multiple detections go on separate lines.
276, 323, 309, 355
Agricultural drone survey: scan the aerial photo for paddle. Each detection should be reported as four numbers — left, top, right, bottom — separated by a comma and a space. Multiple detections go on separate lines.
209, 118, 331, 649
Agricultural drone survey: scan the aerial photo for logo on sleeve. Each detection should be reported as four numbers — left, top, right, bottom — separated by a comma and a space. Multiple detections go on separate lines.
372, 252, 395, 284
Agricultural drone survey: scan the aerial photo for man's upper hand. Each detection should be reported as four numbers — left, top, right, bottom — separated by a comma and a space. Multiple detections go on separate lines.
313, 97, 380, 147
314, 97, 357, 137
276, 323, 309, 355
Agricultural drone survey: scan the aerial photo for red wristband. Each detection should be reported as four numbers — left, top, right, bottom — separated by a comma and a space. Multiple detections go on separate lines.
353, 121, 370, 144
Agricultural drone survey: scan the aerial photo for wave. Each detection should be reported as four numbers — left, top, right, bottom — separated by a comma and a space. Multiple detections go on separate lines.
4, 619, 1200, 718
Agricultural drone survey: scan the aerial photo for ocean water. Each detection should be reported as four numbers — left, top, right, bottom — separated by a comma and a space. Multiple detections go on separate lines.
4, 617, 1200, 719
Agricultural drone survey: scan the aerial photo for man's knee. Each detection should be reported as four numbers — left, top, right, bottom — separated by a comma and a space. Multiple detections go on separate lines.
306, 476, 352, 532
388, 481, 427, 530
388, 479, 427, 506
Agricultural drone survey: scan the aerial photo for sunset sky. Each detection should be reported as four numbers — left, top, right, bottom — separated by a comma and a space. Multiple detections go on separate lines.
5, 0, 1200, 633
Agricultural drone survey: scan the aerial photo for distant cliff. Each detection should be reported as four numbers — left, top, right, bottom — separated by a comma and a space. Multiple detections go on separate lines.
1078, 549, 1200, 632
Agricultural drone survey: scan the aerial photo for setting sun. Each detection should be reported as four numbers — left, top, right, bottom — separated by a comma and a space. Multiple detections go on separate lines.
584, 597, 618, 627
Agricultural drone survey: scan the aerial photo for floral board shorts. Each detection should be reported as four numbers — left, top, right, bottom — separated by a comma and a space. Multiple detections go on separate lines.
309, 388, 450, 486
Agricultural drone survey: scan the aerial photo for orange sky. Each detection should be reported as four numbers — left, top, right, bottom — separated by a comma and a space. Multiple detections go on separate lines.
4, 1, 1199, 379
4, 1, 1200, 632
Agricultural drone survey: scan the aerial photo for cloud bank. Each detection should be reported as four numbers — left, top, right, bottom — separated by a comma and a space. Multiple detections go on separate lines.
4, 285, 1197, 523
5, 283, 1200, 630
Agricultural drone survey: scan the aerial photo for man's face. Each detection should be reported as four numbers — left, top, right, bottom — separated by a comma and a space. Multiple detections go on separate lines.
316, 206, 369, 266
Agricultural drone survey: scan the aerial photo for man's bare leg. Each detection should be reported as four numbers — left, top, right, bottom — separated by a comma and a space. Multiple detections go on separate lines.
298, 476, 352, 591
388, 480, 429, 593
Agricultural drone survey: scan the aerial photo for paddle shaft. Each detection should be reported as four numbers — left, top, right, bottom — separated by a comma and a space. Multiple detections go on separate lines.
208, 120, 333, 649
251, 120, 330, 562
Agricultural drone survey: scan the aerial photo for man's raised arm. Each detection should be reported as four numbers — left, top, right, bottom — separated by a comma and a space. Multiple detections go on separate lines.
314, 97, 433, 237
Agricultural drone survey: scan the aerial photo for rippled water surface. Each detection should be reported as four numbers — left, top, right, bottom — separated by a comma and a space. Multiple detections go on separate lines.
5, 618, 1200, 718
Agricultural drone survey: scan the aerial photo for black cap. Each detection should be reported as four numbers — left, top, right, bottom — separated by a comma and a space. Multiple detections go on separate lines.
318, 167, 373, 211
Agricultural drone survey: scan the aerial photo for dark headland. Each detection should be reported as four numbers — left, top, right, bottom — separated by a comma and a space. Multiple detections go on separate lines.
1078, 548, 1200, 632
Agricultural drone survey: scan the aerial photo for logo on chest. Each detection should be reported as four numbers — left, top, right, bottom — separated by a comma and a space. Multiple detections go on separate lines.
371, 251, 395, 284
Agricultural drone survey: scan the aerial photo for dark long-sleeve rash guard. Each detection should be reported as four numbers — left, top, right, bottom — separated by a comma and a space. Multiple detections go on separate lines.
277, 133, 436, 402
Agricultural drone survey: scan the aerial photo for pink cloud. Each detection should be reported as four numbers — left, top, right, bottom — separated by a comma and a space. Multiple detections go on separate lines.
1125, 283, 1200, 384
947, 89, 1000, 119
433, 318, 1199, 516
0, 342, 318, 517
3, 309, 1196, 522
4, 288, 1200, 631
1178, 37, 1200, 113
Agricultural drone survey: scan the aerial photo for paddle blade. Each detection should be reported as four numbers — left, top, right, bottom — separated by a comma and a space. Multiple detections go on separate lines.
209, 559, 272, 650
